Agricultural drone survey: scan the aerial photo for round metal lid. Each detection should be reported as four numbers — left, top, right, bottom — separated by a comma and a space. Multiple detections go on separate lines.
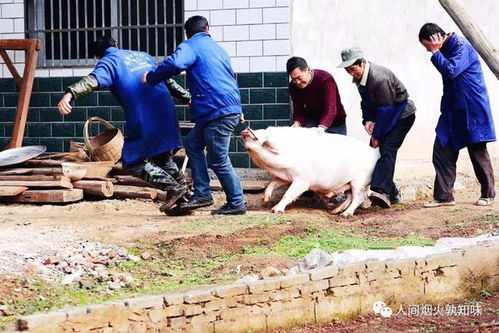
0, 146, 47, 167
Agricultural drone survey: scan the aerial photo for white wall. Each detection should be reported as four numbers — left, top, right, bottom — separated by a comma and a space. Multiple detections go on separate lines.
290, 0, 499, 167
185, 0, 290, 72
0, 1, 291, 78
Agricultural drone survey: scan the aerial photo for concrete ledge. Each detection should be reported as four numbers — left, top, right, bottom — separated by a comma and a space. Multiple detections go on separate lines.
12, 239, 499, 333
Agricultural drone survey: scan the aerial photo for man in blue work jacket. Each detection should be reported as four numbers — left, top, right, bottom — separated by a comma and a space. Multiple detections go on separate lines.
57, 36, 191, 213
419, 23, 496, 208
143, 15, 246, 215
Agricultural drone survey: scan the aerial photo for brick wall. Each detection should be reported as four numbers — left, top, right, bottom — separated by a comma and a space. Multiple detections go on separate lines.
0, 72, 290, 168
13, 241, 499, 333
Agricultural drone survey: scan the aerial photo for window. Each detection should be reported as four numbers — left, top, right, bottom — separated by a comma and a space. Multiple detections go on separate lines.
25, 0, 184, 67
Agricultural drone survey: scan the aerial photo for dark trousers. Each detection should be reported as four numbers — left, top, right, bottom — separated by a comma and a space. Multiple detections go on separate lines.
371, 114, 415, 200
433, 140, 495, 201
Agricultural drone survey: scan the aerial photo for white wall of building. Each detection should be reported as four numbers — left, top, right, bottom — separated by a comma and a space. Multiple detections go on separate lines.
0, 0, 290, 78
290, 0, 499, 170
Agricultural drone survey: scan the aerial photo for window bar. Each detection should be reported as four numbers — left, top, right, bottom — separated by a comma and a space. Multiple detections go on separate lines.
84, 0, 88, 65
76, 0, 80, 65
128, 0, 131, 50
50, 0, 55, 66
154, 0, 158, 62
93, 0, 96, 47
34, 0, 47, 67
67, 0, 72, 66
162, 0, 166, 61
59, 0, 63, 64
111, 0, 118, 47
172, 0, 176, 48
145, 0, 149, 53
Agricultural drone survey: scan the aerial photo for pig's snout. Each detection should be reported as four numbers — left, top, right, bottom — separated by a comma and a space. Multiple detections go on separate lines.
241, 130, 254, 142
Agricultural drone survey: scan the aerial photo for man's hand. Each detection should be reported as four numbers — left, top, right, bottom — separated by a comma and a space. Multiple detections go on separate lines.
141, 71, 149, 85
291, 121, 301, 128
421, 33, 445, 54
371, 138, 380, 148
316, 126, 326, 134
57, 93, 73, 115
364, 121, 375, 135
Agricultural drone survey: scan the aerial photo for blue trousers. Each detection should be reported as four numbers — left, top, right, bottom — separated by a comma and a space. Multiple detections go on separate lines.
184, 114, 244, 208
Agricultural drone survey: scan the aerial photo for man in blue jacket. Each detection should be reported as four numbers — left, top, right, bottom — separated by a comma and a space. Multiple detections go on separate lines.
338, 47, 416, 209
57, 36, 190, 213
419, 23, 496, 207
143, 15, 246, 215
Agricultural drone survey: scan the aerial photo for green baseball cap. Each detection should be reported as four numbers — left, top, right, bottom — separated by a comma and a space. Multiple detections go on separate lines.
337, 47, 364, 68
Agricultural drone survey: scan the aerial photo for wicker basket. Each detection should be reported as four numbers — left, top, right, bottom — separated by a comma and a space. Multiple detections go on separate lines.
83, 116, 124, 163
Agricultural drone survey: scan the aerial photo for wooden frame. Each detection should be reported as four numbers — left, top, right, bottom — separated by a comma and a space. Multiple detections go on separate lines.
0, 39, 41, 150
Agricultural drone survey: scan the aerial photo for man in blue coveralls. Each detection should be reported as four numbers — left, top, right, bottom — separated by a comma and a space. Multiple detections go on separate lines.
419, 23, 496, 208
142, 15, 246, 215
57, 36, 191, 214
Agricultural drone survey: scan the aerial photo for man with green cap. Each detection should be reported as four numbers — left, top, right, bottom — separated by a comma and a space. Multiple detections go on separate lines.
338, 47, 416, 208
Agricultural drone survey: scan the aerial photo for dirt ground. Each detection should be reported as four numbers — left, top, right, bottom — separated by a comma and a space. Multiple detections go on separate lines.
0, 185, 498, 331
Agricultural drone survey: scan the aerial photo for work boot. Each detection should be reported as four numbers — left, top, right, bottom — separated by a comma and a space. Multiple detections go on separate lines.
171, 170, 188, 186
368, 191, 391, 208
178, 195, 214, 210
140, 162, 188, 212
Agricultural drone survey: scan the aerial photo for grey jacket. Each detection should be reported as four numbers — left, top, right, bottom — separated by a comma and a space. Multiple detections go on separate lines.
358, 62, 416, 119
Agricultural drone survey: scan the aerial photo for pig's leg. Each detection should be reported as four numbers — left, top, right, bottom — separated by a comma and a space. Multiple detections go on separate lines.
272, 180, 309, 213
331, 191, 352, 214
341, 183, 366, 217
263, 178, 288, 203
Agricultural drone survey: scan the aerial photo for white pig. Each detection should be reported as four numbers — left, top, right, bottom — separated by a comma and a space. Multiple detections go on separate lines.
241, 126, 379, 216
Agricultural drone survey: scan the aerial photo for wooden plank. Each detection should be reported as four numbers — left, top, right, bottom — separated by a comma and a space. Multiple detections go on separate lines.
72, 180, 114, 197
7, 41, 40, 149
22, 159, 63, 167
210, 180, 269, 192
0, 175, 63, 181
0, 168, 33, 175
0, 39, 41, 50
0, 167, 64, 176
439, 0, 499, 80
0, 176, 72, 189
114, 175, 152, 188
0, 186, 28, 197
0, 50, 22, 88
1, 189, 83, 203
113, 185, 158, 200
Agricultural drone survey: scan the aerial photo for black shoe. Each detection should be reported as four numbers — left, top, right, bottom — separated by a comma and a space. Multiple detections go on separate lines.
369, 191, 391, 208
390, 193, 403, 204
178, 195, 214, 210
164, 205, 194, 216
159, 186, 189, 213
211, 203, 246, 215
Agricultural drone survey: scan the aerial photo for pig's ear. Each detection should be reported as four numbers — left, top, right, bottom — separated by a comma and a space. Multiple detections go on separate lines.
262, 140, 279, 154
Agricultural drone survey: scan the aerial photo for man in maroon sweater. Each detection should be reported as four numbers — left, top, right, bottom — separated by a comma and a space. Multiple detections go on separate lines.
287, 57, 347, 134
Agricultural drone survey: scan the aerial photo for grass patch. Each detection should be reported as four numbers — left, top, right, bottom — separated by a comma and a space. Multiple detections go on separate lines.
178, 214, 294, 234
243, 228, 432, 259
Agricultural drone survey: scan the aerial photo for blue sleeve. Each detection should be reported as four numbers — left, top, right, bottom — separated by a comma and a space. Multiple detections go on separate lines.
360, 99, 376, 124
147, 43, 196, 85
90, 60, 116, 89
431, 42, 472, 79
371, 102, 407, 140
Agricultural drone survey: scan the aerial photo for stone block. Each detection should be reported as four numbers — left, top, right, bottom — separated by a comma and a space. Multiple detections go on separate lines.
168, 316, 187, 330
125, 295, 165, 310
266, 298, 315, 330
238, 292, 271, 305
212, 284, 248, 298
16, 311, 67, 332
163, 293, 185, 306
247, 278, 281, 293
330, 284, 363, 297
147, 309, 165, 323
328, 273, 359, 287
184, 290, 214, 304
393, 258, 417, 276
279, 273, 310, 288
184, 304, 204, 316
215, 314, 266, 333
219, 306, 253, 320
299, 279, 329, 294
316, 295, 362, 323
203, 299, 226, 313
425, 252, 461, 269
268, 288, 300, 301
340, 262, 366, 275
164, 305, 184, 318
